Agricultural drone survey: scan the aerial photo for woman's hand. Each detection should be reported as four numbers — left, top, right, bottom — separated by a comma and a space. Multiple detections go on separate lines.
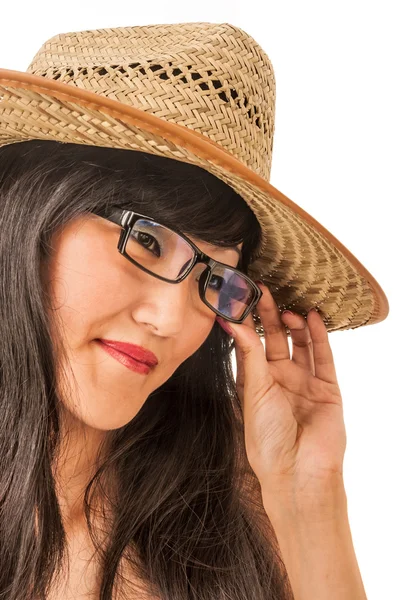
216, 282, 347, 503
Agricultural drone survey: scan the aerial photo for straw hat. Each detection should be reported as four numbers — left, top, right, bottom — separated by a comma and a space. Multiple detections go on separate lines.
0, 22, 389, 337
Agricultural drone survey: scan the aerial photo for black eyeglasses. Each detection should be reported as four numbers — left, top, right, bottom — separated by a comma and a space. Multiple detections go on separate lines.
91, 205, 263, 324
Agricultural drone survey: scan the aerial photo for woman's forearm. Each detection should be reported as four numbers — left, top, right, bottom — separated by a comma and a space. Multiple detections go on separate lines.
262, 476, 368, 600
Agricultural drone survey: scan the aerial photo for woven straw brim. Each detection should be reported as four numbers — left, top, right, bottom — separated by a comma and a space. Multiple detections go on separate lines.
0, 69, 389, 337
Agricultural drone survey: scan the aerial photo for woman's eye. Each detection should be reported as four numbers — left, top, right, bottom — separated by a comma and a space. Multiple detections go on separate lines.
134, 232, 161, 257
209, 275, 223, 290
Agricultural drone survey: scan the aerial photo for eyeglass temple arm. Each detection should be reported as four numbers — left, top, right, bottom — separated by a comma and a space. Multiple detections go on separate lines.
94, 206, 127, 227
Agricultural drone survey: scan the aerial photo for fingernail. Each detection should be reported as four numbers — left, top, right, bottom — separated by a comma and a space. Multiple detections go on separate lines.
282, 310, 294, 317
216, 316, 235, 337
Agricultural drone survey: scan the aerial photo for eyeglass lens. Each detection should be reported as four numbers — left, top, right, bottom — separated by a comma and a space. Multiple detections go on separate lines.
125, 218, 255, 320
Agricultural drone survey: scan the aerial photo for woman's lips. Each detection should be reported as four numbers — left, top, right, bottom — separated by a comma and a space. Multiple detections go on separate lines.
98, 339, 158, 366
96, 340, 152, 375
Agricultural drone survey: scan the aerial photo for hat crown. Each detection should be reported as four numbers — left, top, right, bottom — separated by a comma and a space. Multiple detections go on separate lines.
26, 22, 276, 181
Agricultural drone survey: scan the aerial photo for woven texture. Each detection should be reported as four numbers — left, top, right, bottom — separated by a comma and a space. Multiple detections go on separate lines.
26, 23, 276, 183
0, 22, 389, 337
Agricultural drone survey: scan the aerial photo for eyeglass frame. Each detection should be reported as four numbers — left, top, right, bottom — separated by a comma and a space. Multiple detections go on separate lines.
91, 205, 263, 324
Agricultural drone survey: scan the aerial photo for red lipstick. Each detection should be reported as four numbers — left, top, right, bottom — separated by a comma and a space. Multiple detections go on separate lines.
96, 339, 158, 375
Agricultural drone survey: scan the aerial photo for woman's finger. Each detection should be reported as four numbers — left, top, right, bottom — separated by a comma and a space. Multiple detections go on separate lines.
281, 310, 315, 375
226, 308, 275, 414
255, 283, 290, 362
306, 309, 338, 384
233, 309, 259, 410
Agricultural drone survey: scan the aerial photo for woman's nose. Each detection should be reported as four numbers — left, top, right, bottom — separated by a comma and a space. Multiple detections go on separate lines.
131, 269, 211, 334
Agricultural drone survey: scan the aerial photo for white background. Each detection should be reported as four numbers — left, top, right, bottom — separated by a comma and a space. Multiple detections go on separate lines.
1, 2, 398, 598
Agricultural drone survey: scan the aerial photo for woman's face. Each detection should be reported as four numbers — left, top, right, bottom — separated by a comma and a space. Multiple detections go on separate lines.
45, 212, 243, 431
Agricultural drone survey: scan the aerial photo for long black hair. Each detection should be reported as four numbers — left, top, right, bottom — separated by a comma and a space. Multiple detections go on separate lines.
0, 140, 293, 600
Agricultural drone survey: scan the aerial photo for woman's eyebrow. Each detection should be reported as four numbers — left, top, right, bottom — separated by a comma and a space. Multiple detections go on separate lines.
209, 244, 242, 259
190, 235, 243, 259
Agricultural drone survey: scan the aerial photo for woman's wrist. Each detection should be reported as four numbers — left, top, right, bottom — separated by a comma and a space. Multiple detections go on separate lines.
261, 471, 348, 524
261, 475, 368, 600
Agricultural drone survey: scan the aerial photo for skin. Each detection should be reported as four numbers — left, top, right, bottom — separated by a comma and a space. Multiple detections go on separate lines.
43, 213, 367, 599
218, 275, 367, 597
43, 211, 243, 530
42, 215, 366, 600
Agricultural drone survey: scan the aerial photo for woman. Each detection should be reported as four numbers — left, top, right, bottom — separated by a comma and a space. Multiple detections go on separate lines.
0, 22, 387, 600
